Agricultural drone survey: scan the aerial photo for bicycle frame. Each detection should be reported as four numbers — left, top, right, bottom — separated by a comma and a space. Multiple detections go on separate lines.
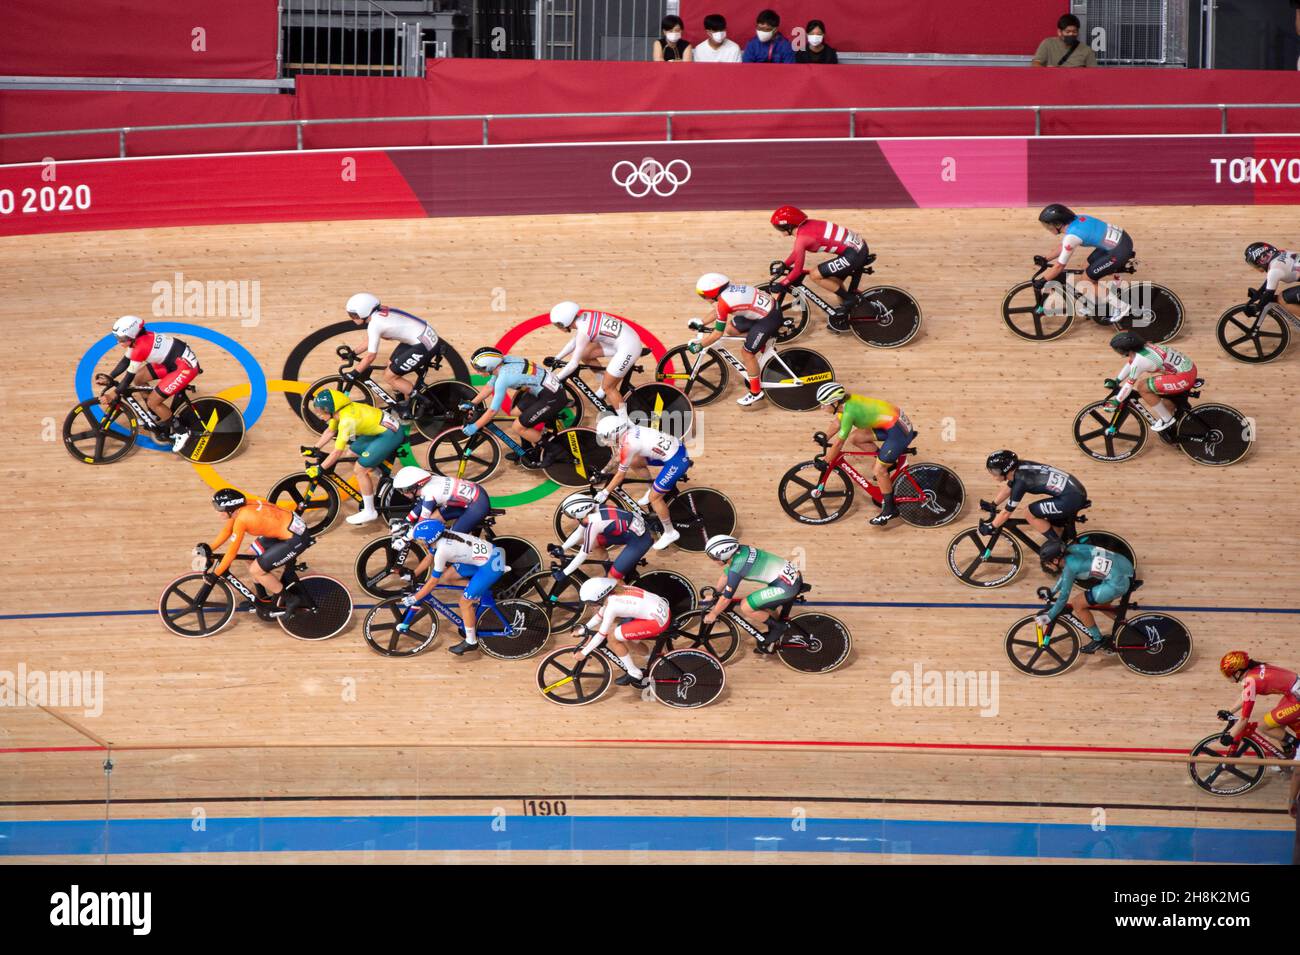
706, 337, 820, 391
824, 444, 916, 509
405, 581, 517, 637
298, 443, 417, 507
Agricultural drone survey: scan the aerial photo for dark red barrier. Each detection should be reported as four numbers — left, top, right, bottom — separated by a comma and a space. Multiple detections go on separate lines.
677, 0, 1067, 56
0, 0, 278, 79
0, 92, 297, 165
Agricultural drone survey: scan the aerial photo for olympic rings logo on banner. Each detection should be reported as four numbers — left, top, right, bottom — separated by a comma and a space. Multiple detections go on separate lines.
610, 158, 692, 198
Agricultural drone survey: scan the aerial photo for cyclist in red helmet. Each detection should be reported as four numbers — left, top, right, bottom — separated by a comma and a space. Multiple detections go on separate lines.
1219, 650, 1300, 750
769, 206, 872, 333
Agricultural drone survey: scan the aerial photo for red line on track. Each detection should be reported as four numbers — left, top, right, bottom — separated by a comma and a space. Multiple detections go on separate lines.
0, 745, 107, 754
578, 738, 1185, 755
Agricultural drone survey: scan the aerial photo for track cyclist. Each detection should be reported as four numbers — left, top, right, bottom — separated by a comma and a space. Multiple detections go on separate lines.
812, 382, 915, 527
982, 450, 1087, 542
1036, 204, 1134, 324
1105, 330, 1197, 435
1036, 538, 1134, 654
99, 315, 202, 452
391, 466, 490, 534
592, 414, 688, 550
702, 534, 802, 653
768, 205, 872, 332
343, 292, 443, 406
1218, 650, 1300, 749
691, 272, 782, 406
396, 519, 506, 656
461, 346, 569, 465
207, 487, 312, 618
571, 576, 672, 689
555, 492, 659, 578
308, 388, 410, 525
546, 301, 643, 412
1243, 242, 1300, 320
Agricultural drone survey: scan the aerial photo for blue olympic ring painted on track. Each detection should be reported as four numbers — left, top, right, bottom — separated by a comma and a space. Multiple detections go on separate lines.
74, 323, 268, 452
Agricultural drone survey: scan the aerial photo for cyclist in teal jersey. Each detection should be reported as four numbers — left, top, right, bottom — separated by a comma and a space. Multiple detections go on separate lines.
703, 534, 801, 653
1036, 204, 1135, 324
461, 346, 569, 464
1037, 538, 1134, 653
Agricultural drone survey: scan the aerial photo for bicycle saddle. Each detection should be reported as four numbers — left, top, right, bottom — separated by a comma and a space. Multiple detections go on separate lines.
1079, 498, 1093, 510
1129, 579, 1145, 592
797, 582, 812, 595
487, 508, 506, 517
1121, 261, 1138, 274
1193, 378, 1205, 388
639, 346, 652, 358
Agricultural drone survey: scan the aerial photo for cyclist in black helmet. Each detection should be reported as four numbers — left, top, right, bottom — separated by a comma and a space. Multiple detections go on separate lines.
1244, 242, 1300, 319
981, 450, 1087, 543
1035, 204, 1135, 325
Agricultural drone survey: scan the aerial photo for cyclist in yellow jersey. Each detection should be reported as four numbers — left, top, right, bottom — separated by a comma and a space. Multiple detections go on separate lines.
813, 382, 914, 527
308, 388, 410, 525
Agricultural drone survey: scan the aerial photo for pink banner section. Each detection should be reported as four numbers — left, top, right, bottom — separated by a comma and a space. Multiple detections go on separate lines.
676, 0, 1067, 56
0, 135, 1295, 238
878, 140, 1028, 208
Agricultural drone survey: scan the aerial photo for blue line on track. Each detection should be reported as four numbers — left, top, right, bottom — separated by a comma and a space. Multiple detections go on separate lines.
4, 601, 1298, 622
0, 814, 1291, 863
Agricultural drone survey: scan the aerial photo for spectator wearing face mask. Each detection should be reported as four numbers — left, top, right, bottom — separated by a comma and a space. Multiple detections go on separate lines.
654, 15, 693, 61
694, 13, 743, 62
795, 19, 837, 63
742, 9, 796, 63
1032, 14, 1097, 67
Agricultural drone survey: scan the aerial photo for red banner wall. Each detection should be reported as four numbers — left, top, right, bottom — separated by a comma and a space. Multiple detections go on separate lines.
0, 135, 1293, 239
0, 0, 279, 79
676, 0, 1068, 55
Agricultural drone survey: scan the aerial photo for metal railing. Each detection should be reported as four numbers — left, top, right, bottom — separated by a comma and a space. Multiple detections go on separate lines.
2, 102, 1299, 161
281, 0, 425, 78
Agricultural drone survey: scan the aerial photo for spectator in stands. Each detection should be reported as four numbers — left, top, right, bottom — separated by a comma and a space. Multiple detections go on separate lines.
654, 15, 693, 62
742, 9, 795, 63
795, 19, 838, 63
694, 13, 743, 62
1031, 14, 1097, 67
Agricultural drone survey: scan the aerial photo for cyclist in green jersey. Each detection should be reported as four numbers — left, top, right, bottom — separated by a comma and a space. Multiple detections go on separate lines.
1037, 538, 1134, 654
703, 534, 802, 653
813, 382, 915, 527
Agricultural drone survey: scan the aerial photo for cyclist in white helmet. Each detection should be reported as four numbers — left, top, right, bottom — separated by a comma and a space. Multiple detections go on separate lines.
546, 301, 643, 411
593, 414, 687, 550
98, 314, 202, 452
391, 465, 491, 535
690, 272, 781, 407
344, 292, 443, 404
702, 534, 802, 653
571, 576, 671, 689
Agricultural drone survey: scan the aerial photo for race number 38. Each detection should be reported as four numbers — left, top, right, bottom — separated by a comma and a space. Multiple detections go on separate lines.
0, 185, 93, 215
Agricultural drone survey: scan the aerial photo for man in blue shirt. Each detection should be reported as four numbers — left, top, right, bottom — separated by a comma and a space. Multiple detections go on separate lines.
742, 9, 795, 63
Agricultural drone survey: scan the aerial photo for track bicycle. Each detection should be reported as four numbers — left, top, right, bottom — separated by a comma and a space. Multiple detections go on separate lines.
679, 583, 852, 673
158, 549, 352, 641
655, 321, 834, 411
1003, 579, 1191, 677
777, 430, 964, 527
546, 353, 694, 440
1001, 256, 1183, 343
1072, 379, 1253, 467
946, 498, 1135, 589
300, 343, 473, 441
63, 383, 245, 465
1188, 711, 1298, 796
266, 443, 417, 534
362, 580, 550, 660
1215, 295, 1300, 364
762, 258, 922, 348
551, 471, 737, 554
354, 508, 541, 599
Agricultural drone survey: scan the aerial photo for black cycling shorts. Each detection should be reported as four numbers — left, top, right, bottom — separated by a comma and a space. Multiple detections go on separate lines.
515, 387, 567, 429
389, 342, 434, 375
1085, 232, 1134, 281
1028, 489, 1087, 524
255, 533, 311, 572
739, 312, 783, 354
818, 243, 871, 280
1281, 285, 1300, 305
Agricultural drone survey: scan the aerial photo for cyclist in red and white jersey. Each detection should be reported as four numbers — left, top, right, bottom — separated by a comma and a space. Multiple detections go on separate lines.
1105, 331, 1197, 433
344, 292, 443, 402
1219, 650, 1300, 748
691, 273, 780, 406
547, 302, 643, 411
770, 205, 872, 332
1244, 242, 1300, 319
572, 576, 671, 688
97, 315, 202, 452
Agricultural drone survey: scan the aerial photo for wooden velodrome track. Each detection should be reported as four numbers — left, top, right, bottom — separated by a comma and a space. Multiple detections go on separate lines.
3, 205, 1298, 863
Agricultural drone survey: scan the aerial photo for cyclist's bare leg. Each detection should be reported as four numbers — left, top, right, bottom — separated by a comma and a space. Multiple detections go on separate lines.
1133, 378, 1175, 419
599, 369, 625, 410
249, 561, 285, 597
382, 366, 415, 397
807, 270, 845, 308
737, 602, 770, 630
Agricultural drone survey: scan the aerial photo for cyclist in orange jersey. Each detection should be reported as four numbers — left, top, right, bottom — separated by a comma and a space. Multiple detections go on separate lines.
208, 488, 313, 617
